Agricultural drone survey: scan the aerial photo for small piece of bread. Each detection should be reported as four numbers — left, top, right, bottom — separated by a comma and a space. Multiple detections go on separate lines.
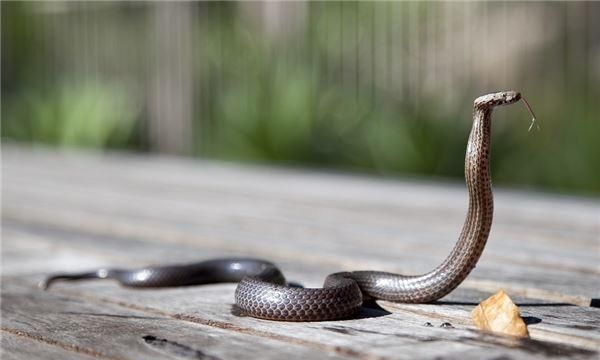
471, 289, 530, 338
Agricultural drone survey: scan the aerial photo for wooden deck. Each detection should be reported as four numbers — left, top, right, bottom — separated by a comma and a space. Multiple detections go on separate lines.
2, 146, 599, 360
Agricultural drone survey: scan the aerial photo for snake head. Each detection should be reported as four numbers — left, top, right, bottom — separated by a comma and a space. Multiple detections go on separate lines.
474, 91, 521, 109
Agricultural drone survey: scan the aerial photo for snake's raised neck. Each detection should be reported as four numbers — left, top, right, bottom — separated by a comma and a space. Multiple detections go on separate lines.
431, 91, 522, 296
350, 91, 523, 303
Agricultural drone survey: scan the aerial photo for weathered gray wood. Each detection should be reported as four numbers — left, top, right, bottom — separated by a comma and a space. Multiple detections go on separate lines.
5, 274, 597, 360
1, 281, 348, 360
2, 222, 599, 357
2, 146, 599, 359
4, 163, 598, 303
1, 333, 100, 360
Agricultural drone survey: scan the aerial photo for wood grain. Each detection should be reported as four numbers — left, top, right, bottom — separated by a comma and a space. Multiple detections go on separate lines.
2, 146, 599, 359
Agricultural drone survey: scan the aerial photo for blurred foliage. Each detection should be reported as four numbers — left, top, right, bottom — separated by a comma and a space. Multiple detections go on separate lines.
2, 82, 139, 148
197, 2, 600, 195
199, 3, 480, 180
2, 2, 599, 195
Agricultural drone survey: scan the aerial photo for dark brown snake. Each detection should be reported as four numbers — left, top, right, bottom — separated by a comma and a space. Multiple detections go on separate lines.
42, 91, 525, 322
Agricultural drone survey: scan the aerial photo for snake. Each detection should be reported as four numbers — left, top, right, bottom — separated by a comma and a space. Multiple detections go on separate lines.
42, 91, 525, 322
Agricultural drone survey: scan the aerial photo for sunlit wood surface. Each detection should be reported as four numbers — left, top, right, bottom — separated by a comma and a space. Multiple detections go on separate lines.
2, 146, 599, 359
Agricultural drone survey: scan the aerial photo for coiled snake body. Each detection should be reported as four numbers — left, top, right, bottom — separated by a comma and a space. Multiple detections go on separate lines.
43, 91, 524, 321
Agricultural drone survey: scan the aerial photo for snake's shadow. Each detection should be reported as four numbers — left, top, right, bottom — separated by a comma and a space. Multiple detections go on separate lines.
357, 300, 392, 319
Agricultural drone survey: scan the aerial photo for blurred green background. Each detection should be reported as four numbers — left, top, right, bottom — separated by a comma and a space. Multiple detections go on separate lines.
2, 2, 599, 195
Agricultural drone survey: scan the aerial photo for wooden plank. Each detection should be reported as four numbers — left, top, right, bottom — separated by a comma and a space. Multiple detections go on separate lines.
6, 274, 598, 360
4, 147, 597, 258
1, 281, 349, 360
3, 223, 599, 356
3, 147, 599, 359
4, 190, 596, 285
1, 333, 100, 360
4, 147, 598, 230
3, 148, 598, 307
380, 296, 600, 351
4, 182, 598, 302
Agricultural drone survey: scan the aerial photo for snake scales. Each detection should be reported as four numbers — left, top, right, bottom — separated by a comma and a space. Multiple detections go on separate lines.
43, 91, 524, 321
